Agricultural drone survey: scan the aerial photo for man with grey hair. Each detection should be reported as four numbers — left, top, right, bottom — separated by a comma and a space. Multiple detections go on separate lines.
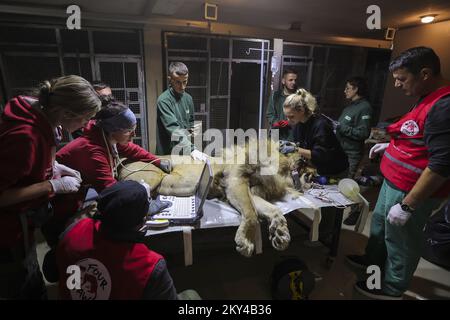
156, 62, 208, 162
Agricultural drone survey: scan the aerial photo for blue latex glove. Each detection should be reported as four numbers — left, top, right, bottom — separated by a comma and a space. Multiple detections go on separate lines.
280, 145, 296, 154
387, 203, 412, 226
159, 159, 172, 173
332, 120, 340, 133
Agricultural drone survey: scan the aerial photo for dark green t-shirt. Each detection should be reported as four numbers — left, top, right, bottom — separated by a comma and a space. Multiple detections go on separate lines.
336, 98, 372, 157
156, 87, 195, 155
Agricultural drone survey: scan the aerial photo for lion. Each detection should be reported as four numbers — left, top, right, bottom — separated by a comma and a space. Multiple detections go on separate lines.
118, 139, 314, 257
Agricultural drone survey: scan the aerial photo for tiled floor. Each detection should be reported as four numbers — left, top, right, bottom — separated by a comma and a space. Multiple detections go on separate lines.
36, 210, 450, 300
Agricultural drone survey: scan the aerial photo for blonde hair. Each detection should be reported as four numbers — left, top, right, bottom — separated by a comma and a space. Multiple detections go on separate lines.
37, 75, 101, 118
283, 88, 317, 115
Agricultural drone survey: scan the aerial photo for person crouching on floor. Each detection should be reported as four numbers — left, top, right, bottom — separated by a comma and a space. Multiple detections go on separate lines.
56, 180, 178, 300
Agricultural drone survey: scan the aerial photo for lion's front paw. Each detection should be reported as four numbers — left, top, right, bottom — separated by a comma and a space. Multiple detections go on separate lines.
234, 220, 257, 257
270, 226, 291, 250
269, 215, 291, 251
235, 235, 255, 257
268, 214, 286, 233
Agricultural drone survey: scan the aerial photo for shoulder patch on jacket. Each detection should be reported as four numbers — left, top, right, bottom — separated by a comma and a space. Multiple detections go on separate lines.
362, 115, 371, 120
344, 115, 352, 121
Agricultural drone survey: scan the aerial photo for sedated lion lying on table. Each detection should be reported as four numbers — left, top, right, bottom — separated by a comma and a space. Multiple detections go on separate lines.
119, 139, 315, 257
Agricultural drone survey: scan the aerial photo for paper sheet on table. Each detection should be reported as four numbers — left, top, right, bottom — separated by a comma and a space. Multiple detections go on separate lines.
145, 185, 356, 235
201, 186, 355, 226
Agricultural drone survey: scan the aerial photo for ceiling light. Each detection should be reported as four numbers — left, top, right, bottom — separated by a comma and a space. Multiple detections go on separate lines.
420, 15, 437, 23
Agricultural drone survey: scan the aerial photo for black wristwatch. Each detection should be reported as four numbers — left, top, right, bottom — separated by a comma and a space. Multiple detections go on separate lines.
401, 202, 415, 213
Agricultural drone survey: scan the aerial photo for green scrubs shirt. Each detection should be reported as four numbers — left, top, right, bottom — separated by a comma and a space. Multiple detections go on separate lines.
156, 87, 195, 155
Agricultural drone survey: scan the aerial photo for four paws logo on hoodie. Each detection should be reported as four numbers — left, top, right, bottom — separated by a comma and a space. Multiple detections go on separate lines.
70, 258, 112, 300
400, 120, 419, 136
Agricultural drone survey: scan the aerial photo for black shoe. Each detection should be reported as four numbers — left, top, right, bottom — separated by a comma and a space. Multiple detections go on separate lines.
354, 281, 402, 300
343, 210, 360, 226
345, 254, 371, 269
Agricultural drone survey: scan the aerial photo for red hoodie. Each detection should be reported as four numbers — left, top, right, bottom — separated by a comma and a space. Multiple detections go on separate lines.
0, 96, 55, 249
52, 121, 161, 225
57, 218, 162, 300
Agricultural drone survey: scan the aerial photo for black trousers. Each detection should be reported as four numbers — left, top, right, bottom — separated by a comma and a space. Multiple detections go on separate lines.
0, 244, 47, 300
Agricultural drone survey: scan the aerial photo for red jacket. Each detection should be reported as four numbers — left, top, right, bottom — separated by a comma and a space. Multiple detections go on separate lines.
57, 218, 162, 300
0, 96, 55, 248
381, 85, 450, 197
52, 121, 160, 223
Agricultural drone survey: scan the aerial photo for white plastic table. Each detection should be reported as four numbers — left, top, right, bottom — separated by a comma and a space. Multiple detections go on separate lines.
145, 185, 370, 266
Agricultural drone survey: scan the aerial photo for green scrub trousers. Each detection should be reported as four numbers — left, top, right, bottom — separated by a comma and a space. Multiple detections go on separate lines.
365, 179, 442, 295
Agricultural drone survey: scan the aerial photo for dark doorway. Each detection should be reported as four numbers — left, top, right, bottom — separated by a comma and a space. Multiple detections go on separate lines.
230, 62, 261, 130
364, 48, 392, 125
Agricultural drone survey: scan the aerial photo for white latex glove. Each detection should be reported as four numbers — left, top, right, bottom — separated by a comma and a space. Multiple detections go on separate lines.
49, 176, 81, 194
191, 149, 209, 162
53, 161, 81, 180
369, 143, 389, 159
191, 122, 202, 137
387, 203, 412, 226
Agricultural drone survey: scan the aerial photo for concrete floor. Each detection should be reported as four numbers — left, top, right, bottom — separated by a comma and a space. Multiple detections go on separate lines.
36, 209, 450, 300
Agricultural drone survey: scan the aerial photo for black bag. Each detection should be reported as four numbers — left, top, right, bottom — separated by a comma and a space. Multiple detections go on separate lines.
270, 257, 315, 300
422, 200, 450, 270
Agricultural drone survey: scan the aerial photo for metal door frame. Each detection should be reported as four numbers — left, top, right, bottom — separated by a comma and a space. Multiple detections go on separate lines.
164, 32, 270, 130
281, 42, 315, 91
94, 56, 148, 149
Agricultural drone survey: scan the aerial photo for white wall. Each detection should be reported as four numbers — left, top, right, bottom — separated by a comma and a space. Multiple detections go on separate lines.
380, 20, 450, 121
143, 28, 164, 153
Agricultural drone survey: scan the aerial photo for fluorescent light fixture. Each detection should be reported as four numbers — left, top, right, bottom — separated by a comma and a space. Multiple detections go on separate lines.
420, 15, 437, 23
